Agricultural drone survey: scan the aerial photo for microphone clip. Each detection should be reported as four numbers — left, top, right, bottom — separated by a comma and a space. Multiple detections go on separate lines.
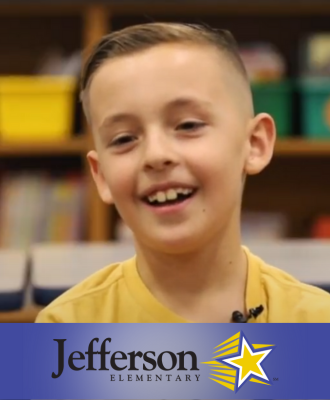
231, 305, 264, 323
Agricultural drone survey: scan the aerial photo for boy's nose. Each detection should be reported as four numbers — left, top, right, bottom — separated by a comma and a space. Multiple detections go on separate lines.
143, 134, 179, 172
145, 158, 174, 171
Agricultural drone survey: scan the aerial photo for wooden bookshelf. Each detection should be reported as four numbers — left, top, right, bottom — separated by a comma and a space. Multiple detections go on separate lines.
0, 306, 41, 323
0, 137, 87, 157
3, 1, 328, 17
1, 137, 329, 158
111, 0, 330, 16
274, 139, 330, 156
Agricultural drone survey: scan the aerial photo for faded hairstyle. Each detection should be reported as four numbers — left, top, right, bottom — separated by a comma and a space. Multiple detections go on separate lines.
80, 22, 248, 118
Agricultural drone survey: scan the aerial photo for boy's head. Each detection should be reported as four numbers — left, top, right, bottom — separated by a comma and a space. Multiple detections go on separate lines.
82, 23, 275, 254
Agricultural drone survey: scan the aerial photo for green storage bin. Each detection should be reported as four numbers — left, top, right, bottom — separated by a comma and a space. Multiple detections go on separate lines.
299, 78, 330, 139
252, 81, 293, 137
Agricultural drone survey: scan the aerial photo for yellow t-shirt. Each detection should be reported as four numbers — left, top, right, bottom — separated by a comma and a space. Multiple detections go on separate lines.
35, 247, 330, 323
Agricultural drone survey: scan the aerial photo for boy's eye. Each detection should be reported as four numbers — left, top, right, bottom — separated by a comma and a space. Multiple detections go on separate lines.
177, 121, 205, 131
110, 134, 136, 147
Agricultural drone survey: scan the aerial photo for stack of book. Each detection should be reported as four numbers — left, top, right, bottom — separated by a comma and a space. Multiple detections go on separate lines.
0, 172, 86, 248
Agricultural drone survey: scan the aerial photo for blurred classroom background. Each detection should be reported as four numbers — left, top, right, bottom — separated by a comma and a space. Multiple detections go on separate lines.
0, 0, 330, 323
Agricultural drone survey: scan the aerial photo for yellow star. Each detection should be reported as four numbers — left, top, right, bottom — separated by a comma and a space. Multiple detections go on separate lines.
221, 336, 272, 388
229, 344, 264, 379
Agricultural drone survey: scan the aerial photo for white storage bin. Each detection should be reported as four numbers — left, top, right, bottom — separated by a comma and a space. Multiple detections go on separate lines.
0, 249, 27, 311
246, 239, 330, 291
30, 242, 135, 306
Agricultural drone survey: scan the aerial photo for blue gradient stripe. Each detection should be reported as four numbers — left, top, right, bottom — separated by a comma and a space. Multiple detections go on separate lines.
0, 323, 328, 399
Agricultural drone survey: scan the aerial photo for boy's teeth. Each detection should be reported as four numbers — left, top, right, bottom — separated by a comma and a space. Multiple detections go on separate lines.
148, 194, 157, 202
166, 189, 178, 200
147, 188, 194, 204
156, 191, 166, 203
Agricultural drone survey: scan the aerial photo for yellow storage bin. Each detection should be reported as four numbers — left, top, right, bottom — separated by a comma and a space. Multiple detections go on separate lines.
0, 76, 77, 142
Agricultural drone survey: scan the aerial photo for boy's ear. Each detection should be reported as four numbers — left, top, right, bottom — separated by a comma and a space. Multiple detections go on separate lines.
87, 150, 113, 204
244, 113, 276, 176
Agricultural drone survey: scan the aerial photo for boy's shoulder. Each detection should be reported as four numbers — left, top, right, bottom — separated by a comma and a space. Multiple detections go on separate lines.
250, 249, 330, 322
35, 257, 134, 322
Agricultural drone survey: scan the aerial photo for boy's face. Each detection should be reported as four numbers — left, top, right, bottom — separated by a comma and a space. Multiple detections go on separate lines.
87, 43, 274, 253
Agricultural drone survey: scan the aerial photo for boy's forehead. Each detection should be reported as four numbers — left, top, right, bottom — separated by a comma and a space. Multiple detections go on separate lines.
88, 43, 251, 122
91, 43, 235, 85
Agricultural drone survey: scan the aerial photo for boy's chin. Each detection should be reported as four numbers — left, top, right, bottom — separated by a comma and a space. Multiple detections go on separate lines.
143, 231, 204, 255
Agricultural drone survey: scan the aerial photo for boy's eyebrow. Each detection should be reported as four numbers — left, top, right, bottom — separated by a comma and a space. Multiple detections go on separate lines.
99, 113, 136, 131
164, 97, 213, 112
98, 97, 212, 131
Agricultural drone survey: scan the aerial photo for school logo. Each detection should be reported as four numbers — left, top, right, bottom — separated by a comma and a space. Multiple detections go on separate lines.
202, 331, 274, 393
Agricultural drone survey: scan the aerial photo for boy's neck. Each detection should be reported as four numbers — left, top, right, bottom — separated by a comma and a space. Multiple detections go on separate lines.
134, 226, 247, 322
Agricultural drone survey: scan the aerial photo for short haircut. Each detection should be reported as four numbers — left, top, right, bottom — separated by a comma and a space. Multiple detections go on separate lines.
80, 22, 248, 116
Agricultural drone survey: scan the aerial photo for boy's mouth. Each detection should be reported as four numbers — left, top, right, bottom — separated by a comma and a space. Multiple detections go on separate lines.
142, 187, 197, 207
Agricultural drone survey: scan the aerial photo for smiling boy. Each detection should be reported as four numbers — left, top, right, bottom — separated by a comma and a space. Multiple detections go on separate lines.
36, 23, 330, 323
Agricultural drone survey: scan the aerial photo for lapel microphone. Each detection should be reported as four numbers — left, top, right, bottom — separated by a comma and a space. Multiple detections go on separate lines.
231, 305, 264, 323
